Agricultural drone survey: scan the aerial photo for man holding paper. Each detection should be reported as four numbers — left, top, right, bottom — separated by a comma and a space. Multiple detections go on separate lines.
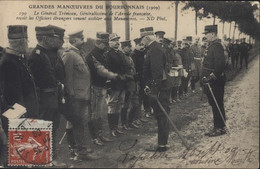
0, 25, 39, 134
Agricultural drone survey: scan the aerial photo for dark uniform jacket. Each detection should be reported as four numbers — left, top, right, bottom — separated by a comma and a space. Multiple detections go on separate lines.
179, 46, 193, 70
143, 41, 169, 91
105, 48, 129, 90
130, 49, 145, 82
0, 48, 39, 118
29, 45, 65, 109
124, 53, 137, 92
62, 46, 91, 100
86, 47, 108, 88
240, 42, 252, 56
202, 39, 225, 79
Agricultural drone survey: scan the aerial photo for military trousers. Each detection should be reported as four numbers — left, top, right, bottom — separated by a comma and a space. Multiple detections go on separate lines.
90, 86, 107, 120
240, 53, 249, 69
179, 73, 191, 95
67, 98, 89, 147
149, 89, 170, 146
107, 89, 125, 114
122, 90, 140, 125
204, 75, 226, 129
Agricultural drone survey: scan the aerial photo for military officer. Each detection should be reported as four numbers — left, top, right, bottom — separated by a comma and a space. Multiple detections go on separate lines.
131, 37, 151, 122
190, 37, 202, 93
155, 31, 166, 44
233, 39, 240, 69
0, 25, 39, 134
29, 25, 66, 166
141, 27, 171, 152
178, 38, 193, 98
202, 25, 227, 137
86, 32, 118, 145
106, 33, 132, 137
120, 40, 141, 130
0, 25, 39, 166
239, 38, 252, 69
62, 30, 98, 161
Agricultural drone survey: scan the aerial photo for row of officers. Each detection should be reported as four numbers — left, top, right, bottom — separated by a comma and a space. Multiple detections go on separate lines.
0, 24, 253, 166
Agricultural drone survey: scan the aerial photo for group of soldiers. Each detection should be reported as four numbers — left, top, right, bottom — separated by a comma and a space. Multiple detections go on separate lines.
0, 23, 253, 166
225, 37, 253, 70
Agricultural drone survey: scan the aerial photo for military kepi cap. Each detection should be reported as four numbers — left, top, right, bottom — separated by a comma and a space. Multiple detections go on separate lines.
109, 33, 120, 41
155, 31, 165, 36
120, 40, 131, 48
7, 25, 28, 39
140, 27, 154, 37
133, 37, 142, 45
203, 25, 218, 34
186, 36, 192, 42
68, 30, 84, 39
96, 32, 109, 42
35, 25, 65, 38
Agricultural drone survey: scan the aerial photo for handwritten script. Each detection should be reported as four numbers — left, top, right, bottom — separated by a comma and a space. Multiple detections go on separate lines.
178, 141, 257, 166
117, 139, 173, 168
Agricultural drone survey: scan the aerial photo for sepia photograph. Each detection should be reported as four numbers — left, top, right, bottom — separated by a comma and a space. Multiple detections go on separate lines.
0, 0, 259, 168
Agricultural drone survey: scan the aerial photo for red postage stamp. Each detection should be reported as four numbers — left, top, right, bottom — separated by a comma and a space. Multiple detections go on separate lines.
8, 119, 53, 167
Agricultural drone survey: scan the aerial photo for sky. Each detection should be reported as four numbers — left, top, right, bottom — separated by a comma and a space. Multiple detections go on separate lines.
0, 1, 256, 47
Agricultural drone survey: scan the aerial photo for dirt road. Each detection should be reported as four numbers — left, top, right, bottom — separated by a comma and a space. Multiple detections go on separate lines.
55, 55, 259, 168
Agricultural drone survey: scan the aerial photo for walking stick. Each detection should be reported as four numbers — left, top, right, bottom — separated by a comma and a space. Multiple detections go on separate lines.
206, 83, 230, 135
154, 96, 190, 150
59, 131, 67, 145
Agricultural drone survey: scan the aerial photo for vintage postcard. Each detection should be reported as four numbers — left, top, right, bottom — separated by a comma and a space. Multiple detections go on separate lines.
0, 0, 259, 168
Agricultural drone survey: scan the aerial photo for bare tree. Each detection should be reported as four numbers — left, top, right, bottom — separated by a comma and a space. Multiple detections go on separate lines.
174, 1, 179, 40
105, 1, 112, 33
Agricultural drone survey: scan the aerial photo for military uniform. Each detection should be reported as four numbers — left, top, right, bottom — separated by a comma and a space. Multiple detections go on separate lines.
239, 40, 252, 69
0, 26, 39, 135
178, 42, 193, 96
143, 38, 171, 150
29, 26, 66, 163
233, 40, 240, 69
86, 32, 117, 144
62, 30, 91, 151
190, 42, 202, 91
105, 33, 130, 135
202, 25, 227, 136
120, 40, 141, 130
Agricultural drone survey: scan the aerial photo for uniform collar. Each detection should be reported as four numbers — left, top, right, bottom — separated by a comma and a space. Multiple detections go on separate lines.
5, 48, 25, 58
208, 39, 221, 46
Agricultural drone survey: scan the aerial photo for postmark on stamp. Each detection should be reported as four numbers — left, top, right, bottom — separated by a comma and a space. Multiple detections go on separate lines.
8, 118, 53, 167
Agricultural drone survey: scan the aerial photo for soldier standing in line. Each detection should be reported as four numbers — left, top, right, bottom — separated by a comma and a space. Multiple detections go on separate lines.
239, 38, 252, 69
0, 25, 39, 134
141, 27, 171, 152
29, 25, 66, 167
106, 33, 133, 137
86, 32, 119, 145
178, 38, 193, 98
190, 37, 202, 93
233, 39, 240, 69
0, 25, 38, 166
120, 40, 142, 130
170, 41, 183, 103
62, 30, 98, 161
201, 25, 227, 137
130, 37, 149, 123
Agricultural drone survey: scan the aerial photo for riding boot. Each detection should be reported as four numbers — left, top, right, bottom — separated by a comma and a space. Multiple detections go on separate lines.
120, 108, 128, 126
